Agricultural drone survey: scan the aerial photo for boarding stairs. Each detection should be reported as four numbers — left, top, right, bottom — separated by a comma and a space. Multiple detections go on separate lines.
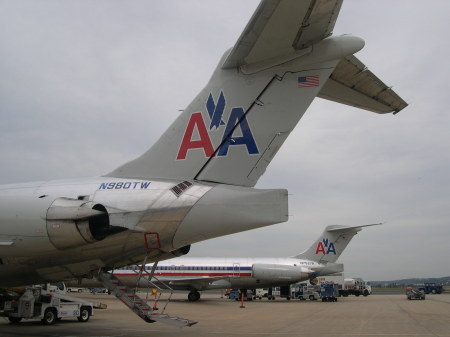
96, 271, 196, 327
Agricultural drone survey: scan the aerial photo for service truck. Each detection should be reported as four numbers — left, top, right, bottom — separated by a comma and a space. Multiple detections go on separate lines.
343, 278, 372, 296
417, 283, 444, 294
315, 274, 371, 297
0, 284, 104, 324
291, 284, 320, 301
254, 286, 292, 300
66, 287, 84, 293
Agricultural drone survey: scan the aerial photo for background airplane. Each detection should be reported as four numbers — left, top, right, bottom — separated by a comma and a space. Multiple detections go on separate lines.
0, 0, 406, 325
106, 224, 379, 301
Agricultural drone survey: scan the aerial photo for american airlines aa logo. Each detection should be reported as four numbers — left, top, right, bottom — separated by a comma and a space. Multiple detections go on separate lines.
315, 238, 336, 255
177, 91, 259, 160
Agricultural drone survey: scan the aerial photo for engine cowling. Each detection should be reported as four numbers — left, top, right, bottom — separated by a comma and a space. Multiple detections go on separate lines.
46, 198, 115, 250
252, 263, 310, 283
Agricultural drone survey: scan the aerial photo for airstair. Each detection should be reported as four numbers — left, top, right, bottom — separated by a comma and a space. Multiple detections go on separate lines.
96, 271, 196, 327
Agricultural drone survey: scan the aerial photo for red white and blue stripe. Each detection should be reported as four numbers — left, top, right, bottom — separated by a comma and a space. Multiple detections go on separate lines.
298, 75, 320, 88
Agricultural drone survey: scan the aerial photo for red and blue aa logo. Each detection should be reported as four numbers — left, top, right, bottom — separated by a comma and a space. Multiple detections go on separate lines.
176, 91, 259, 160
315, 238, 336, 255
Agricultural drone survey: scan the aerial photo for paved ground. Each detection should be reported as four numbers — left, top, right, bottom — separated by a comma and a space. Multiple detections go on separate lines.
1, 293, 449, 337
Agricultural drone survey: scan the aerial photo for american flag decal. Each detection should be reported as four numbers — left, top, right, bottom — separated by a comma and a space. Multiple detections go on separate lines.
298, 75, 319, 88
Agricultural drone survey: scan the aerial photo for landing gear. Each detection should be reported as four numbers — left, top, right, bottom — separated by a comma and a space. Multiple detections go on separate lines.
188, 291, 200, 302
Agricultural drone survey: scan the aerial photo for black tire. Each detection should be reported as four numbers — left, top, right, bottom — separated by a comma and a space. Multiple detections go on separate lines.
42, 308, 57, 325
77, 306, 91, 322
78, 289, 82, 293
431, 289, 437, 294
8, 317, 22, 324
309, 295, 315, 301
188, 291, 200, 302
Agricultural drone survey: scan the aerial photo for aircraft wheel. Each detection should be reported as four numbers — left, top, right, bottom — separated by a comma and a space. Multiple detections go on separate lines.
42, 308, 57, 325
77, 306, 91, 322
188, 291, 200, 302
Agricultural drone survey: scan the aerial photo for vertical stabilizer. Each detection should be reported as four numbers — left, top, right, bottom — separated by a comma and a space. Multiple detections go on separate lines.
294, 224, 380, 263
105, 0, 368, 186
106, 0, 406, 186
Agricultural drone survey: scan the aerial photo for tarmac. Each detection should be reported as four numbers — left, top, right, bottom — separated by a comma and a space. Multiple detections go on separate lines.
0, 292, 449, 337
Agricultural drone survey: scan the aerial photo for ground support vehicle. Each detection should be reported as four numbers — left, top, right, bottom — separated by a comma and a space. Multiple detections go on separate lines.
236, 289, 253, 301
0, 285, 101, 324
314, 274, 371, 297
418, 283, 443, 294
295, 285, 320, 301
320, 283, 339, 302
279, 286, 292, 300
67, 287, 84, 293
227, 289, 253, 301
341, 278, 371, 297
254, 288, 277, 300
406, 287, 425, 300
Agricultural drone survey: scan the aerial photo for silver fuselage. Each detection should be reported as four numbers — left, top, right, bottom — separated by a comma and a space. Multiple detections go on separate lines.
0, 177, 287, 286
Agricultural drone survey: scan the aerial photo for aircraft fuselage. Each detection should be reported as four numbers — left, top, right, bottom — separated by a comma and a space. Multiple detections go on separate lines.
0, 177, 288, 286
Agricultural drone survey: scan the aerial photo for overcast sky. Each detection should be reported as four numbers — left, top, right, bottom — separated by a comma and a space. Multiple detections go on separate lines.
1, 0, 449, 281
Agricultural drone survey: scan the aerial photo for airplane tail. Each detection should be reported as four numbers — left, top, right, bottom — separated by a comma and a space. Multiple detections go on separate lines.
107, 1, 407, 186
294, 224, 381, 264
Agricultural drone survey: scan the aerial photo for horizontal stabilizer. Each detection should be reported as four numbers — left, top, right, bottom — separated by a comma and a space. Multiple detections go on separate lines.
318, 55, 408, 114
223, 0, 343, 69
326, 223, 383, 232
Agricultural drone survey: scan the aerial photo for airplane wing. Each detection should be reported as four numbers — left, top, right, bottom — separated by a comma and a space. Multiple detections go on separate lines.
222, 0, 343, 69
318, 55, 408, 114
153, 276, 229, 290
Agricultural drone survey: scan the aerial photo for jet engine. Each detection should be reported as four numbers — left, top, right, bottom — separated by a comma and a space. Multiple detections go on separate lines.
46, 198, 124, 250
252, 263, 311, 283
